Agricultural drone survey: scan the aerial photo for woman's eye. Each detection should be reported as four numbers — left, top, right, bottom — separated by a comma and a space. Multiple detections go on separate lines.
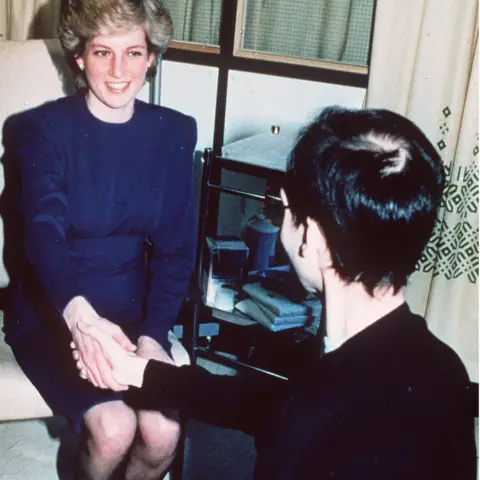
128, 51, 143, 57
94, 50, 109, 57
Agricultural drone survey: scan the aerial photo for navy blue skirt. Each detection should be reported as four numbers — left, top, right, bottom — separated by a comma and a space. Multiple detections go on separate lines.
9, 323, 171, 435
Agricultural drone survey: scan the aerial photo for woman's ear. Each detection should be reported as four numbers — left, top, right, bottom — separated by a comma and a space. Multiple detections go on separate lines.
147, 52, 156, 69
75, 55, 85, 71
306, 217, 332, 268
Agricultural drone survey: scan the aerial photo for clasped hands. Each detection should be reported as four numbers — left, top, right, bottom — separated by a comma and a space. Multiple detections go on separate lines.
64, 296, 172, 390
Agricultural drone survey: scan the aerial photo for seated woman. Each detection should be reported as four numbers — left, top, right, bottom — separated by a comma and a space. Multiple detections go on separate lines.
2, 1, 196, 479
79, 106, 476, 479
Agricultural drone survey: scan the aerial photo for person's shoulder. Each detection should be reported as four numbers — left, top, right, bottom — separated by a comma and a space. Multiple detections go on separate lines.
18, 95, 79, 121
7, 96, 81, 138
405, 310, 471, 388
136, 100, 196, 137
426, 328, 470, 381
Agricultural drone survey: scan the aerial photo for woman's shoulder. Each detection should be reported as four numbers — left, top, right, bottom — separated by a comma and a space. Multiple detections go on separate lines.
18, 95, 80, 120
7, 95, 83, 138
135, 100, 196, 136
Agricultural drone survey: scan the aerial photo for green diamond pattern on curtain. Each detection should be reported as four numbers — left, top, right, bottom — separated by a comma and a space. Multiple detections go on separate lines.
417, 156, 479, 284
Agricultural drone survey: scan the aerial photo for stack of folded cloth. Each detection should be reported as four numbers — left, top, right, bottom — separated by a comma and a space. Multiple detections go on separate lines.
236, 282, 321, 332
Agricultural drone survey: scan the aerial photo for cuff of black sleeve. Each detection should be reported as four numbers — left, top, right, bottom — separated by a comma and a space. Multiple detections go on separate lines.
124, 361, 181, 411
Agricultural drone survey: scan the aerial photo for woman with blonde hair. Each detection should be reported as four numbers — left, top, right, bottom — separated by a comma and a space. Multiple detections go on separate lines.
3, 1, 196, 478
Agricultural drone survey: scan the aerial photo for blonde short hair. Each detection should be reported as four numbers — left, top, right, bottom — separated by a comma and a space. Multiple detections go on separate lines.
59, 0, 173, 92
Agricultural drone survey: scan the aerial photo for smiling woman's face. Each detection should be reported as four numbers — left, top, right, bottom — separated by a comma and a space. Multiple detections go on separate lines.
76, 27, 154, 121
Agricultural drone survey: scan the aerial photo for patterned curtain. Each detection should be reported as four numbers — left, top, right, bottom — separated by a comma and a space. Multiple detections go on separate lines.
0, 0, 60, 40
366, 0, 479, 381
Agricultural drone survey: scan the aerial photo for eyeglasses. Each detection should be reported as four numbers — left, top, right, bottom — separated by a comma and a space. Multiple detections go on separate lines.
263, 194, 289, 227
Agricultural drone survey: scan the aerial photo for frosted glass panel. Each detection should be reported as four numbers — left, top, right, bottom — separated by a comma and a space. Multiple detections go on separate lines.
241, 0, 374, 67
165, 0, 222, 47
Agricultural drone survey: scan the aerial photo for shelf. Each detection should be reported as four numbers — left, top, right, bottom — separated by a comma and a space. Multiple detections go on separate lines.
221, 130, 300, 172
207, 304, 257, 327
189, 145, 317, 378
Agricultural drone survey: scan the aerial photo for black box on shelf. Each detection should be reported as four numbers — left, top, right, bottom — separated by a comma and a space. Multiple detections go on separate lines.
202, 236, 249, 308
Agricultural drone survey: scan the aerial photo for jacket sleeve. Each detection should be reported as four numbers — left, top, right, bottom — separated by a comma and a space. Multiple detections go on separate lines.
6, 112, 80, 315
126, 360, 289, 436
137, 116, 198, 345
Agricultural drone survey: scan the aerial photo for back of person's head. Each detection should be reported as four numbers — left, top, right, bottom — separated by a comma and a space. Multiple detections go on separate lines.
59, 0, 172, 92
284, 106, 445, 294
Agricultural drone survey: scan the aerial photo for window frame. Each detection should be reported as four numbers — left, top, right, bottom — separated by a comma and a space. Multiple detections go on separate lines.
169, 41, 220, 55
163, 0, 376, 153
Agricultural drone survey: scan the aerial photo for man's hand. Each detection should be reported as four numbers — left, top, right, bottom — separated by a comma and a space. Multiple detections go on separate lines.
136, 335, 175, 365
64, 296, 136, 390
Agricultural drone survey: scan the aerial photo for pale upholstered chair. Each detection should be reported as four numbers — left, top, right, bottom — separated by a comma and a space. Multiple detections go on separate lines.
0, 39, 73, 421
0, 40, 189, 427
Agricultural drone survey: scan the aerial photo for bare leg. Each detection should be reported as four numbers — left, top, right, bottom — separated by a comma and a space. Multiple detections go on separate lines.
78, 400, 137, 480
125, 409, 180, 480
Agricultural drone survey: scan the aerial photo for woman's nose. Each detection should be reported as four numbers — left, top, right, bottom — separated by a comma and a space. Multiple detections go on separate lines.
109, 55, 124, 78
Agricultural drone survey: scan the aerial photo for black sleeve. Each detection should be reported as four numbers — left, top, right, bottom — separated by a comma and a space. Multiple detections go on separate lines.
125, 360, 289, 436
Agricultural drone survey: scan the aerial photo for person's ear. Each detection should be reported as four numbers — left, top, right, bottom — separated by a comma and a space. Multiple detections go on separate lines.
75, 55, 85, 71
147, 52, 156, 70
306, 217, 332, 268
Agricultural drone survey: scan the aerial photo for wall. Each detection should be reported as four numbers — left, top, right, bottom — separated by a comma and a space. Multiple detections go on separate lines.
158, 61, 219, 208
224, 70, 365, 144
160, 61, 366, 149
160, 61, 219, 153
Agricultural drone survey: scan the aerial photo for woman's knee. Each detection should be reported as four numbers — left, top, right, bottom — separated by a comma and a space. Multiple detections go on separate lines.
137, 409, 180, 452
83, 400, 137, 460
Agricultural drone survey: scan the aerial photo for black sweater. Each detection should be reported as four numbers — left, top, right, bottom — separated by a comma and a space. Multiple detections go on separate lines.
127, 304, 476, 479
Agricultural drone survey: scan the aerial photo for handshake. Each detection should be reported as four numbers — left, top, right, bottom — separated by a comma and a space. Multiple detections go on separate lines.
70, 322, 150, 390
64, 296, 173, 391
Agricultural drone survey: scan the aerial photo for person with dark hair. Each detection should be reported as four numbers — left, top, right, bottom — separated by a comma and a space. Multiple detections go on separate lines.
3, 1, 196, 478
77, 106, 476, 479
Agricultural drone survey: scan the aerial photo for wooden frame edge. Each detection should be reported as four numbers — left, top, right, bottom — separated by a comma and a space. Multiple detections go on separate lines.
170, 40, 220, 55
233, 49, 368, 75
234, 0, 247, 57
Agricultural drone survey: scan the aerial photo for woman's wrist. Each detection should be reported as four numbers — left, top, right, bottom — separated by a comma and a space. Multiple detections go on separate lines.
63, 296, 94, 330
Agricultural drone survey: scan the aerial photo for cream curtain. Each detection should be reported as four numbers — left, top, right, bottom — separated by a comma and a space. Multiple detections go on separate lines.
366, 0, 479, 382
0, 0, 60, 40
241, 0, 373, 66
165, 0, 373, 66
243, 0, 352, 62
165, 0, 222, 46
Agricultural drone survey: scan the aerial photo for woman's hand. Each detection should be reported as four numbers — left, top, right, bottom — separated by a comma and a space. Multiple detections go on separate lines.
63, 296, 136, 390
76, 321, 148, 388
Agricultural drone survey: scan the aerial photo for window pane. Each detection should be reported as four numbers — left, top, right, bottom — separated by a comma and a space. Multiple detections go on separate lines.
241, 0, 375, 67
165, 0, 222, 47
